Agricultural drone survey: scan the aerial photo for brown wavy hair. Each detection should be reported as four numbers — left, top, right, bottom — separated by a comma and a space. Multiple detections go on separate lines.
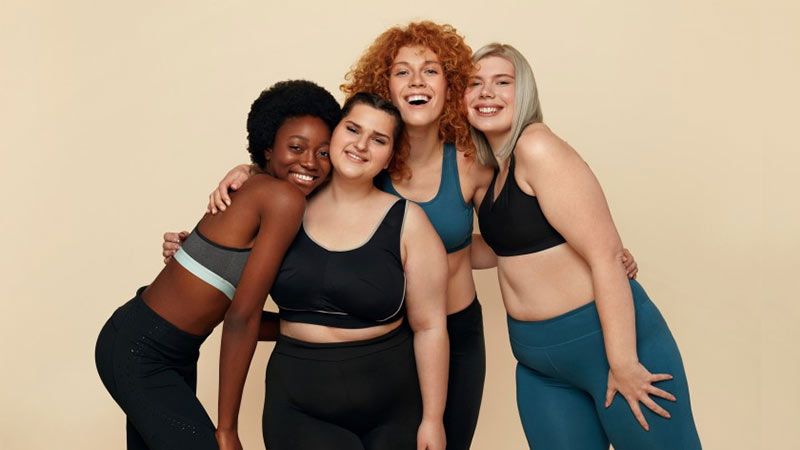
341, 21, 475, 179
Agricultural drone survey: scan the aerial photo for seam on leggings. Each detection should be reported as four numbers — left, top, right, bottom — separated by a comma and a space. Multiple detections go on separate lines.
509, 329, 602, 350
544, 351, 565, 378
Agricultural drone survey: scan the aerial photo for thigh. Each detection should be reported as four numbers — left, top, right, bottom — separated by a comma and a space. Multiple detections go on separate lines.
443, 315, 486, 450
516, 363, 609, 450
264, 360, 363, 450
126, 419, 149, 450
597, 299, 702, 450
124, 365, 217, 450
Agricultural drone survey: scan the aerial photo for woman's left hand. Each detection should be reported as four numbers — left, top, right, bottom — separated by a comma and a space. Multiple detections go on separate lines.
621, 248, 639, 279
416, 418, 446, 450
605, 362, 676, 431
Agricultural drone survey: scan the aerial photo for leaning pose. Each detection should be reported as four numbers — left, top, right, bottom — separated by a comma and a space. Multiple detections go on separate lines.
182, 21, 639, 450
95, 81, 341, 450
467, 43, 702, 450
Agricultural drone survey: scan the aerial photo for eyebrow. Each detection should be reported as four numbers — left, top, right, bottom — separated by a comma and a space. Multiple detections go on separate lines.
471, 73, 515, 79
288, 135, 309, 141
345, 120, 391, 141
392, 60, 443, 67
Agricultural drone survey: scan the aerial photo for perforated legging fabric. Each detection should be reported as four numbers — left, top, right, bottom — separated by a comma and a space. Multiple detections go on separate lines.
95, 289, 217, 450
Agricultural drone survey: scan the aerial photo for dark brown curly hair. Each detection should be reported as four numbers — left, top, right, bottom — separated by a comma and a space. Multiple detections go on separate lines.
341, 21, 475, 179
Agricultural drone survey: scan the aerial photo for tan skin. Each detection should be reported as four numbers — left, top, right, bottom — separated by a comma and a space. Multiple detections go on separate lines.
466, 55, 674, 432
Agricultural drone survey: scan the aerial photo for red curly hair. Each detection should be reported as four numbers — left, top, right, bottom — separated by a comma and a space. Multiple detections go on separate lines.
341, 21, 475, 179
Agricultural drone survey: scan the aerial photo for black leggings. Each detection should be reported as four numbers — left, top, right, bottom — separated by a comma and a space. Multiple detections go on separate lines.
263, 323, 422, 450
94, 289, 216, 450
444, 298, 486, 450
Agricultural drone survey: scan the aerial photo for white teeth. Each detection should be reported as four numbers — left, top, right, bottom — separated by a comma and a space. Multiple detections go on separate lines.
292, 173, 314, 182
478, 107, 499, 114
407, 94, 430, 104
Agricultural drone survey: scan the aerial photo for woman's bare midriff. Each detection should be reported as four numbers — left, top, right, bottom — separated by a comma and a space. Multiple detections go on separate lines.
445, 245, 478, 314
279, 318, 404, 343
497, 243, 597, 321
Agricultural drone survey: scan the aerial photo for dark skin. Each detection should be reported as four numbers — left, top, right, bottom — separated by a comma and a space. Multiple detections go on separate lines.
144, 115, 333, 450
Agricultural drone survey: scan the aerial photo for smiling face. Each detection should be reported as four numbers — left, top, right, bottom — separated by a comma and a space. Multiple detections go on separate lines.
264, 115, 332, 195
388, 46, 448, 128
464, 56, 516, 139
329, 103, 398, 181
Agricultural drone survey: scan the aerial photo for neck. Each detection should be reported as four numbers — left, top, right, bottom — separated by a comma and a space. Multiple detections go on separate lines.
405, 122, 444, 167
326, 172, 377, 204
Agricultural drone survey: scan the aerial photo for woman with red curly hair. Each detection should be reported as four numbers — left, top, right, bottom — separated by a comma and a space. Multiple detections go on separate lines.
173, 21, 640, 449
339, 22, 492, 450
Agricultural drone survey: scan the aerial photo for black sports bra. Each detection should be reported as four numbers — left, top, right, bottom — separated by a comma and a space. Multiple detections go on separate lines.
270, 199, 407, 328
478, 154, 566, 256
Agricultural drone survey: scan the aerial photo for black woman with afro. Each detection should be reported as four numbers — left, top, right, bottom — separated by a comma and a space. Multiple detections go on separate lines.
95, 80, 341, 450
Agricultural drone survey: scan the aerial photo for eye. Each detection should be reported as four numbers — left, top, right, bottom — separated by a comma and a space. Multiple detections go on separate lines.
393, 69, 409, 77
346, 125, 358, 134
317, 150, 330, 158
424, 68, 439, 75
289, 145, 303, 152
468, 80, 482, 87
372, 137, 388, 145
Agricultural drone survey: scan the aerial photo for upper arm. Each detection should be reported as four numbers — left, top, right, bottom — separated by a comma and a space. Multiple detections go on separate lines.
401, 203, 448, 331
516, 130, 623, 265
227, 181, 305, 317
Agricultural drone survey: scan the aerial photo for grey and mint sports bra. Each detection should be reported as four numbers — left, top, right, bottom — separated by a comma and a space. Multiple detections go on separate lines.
173, 228, 251, 300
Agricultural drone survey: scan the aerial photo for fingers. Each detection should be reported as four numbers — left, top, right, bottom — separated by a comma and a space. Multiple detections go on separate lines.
651, 373, 674, 383
218, 181, 232, 208
648, 385, 677, 402
604, 385, 617, 408
626, 398, 650, 431
641, 395, 671, 419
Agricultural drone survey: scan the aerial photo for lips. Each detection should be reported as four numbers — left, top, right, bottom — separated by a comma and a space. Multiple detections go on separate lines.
474, 104, 503, 116
289, 171, 318, 185
404, 94, 431, 106
344, 150, 367, 163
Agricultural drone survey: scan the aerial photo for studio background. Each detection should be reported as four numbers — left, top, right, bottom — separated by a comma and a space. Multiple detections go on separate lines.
1, 1, 796, 449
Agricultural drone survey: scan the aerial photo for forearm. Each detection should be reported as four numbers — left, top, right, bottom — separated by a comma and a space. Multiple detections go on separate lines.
412, 326, 449, 422
217, 313, 260, 431
258, 311, 280, 341
470, 234, 498, 270
591, 254, 638, 368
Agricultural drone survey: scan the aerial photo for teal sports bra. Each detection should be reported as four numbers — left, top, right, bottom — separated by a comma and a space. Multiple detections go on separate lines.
376, 143, 473, 253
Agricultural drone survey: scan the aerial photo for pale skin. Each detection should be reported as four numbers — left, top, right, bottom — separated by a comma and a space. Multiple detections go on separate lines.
292, 103, 449, 449
187, 45, 635, 313
175, 104, 449, 449
465, 55, 673, 431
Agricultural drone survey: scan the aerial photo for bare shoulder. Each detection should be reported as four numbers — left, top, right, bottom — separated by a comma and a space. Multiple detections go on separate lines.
401, 201, 432, 235
515, 123, 580, 169
237, 174, 306, 217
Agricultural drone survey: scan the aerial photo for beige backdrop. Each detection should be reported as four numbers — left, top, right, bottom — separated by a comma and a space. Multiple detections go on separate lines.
1, 1, 797, 449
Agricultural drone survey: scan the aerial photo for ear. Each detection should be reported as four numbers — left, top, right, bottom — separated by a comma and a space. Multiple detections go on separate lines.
264, 148, 273, 160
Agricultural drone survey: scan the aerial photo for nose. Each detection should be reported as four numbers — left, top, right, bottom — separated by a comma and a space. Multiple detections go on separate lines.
354, 133, 369, 151
299, 150, 319, 171
409, 70, 426, 88
480, 83, 494, 98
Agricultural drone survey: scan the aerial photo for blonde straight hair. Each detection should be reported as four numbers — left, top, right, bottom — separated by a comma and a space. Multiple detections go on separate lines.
469, 43, 543, 168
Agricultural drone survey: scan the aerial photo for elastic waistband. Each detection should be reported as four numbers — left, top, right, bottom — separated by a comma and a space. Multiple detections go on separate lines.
275, 322, 412, 361
508, 279, 652, 349
447, 296, 482, 327
111, 286, 209, 351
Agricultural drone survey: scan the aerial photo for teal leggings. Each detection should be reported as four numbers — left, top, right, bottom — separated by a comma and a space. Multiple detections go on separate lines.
508, 280, 701, 450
